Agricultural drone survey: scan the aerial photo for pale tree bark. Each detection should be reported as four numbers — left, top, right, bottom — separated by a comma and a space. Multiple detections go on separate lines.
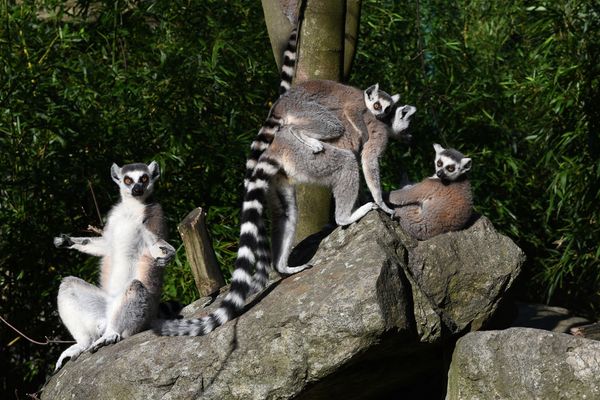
261, 0, 362, 244
261, 0, 300, 71
343, 0, 361, 80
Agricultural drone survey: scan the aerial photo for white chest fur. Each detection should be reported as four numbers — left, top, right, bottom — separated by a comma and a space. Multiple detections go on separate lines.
102, 198, 147, 295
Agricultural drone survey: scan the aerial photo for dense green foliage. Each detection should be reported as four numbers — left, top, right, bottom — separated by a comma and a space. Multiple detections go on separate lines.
0, 0, 598, 397
352, 0, 599, 316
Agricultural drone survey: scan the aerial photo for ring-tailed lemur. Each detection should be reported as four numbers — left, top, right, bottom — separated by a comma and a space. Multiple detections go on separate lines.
153, 29, 416, 338
53, 161, 175, 370
245, 26, 416, 212
154, 105, 374, 336
388, 144, 473, 240
286, 79, 415, 214
364, 83, 416, 141
244, 28, 416, 194
364, 82, 400, 120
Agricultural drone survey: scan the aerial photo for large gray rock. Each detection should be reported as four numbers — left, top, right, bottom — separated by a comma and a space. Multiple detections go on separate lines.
447, 328, 600, 400
406, 216, 524, 342
42, 211, 523, 400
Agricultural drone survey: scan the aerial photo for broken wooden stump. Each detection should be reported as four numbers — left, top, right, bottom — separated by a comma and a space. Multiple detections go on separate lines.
177, 207, 225, 297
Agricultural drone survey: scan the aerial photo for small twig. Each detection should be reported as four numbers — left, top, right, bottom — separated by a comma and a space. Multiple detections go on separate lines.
86, 224, 103, 236
87, 179, 103, 228
0, 316, 75, 346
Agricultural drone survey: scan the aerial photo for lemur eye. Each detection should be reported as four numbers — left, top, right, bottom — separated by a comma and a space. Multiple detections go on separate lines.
124, 176, 133, 185
384, 106, 390, 114
446, 165, 455, 172
141, 175, 149, 183
373, 102, 381, 111
437, 160, 443, 167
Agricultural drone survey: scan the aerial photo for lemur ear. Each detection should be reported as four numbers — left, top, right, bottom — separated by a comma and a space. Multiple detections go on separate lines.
365, 83, 378, 99
110, 163, 121, 183
391, 94, 400, 103
461, 158, 472, 172
433, 143, 444, 154
148, 161, 160, 180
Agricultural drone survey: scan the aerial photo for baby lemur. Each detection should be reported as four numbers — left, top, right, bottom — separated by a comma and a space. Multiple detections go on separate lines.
53, 161, 175, 370
388, 144, 473, 240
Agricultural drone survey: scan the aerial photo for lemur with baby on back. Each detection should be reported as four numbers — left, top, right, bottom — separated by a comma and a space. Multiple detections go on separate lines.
153, 27, 416, 337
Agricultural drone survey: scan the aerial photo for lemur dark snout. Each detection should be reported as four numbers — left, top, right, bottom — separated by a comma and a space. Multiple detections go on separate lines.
132, 184, 144, 196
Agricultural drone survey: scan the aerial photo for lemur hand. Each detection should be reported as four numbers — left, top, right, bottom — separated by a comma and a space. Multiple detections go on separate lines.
54, 234, 74, 248
150, 240, 176, 267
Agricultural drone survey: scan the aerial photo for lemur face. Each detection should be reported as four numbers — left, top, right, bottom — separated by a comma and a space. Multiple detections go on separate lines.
111, 161, 160, 200
391, 105, 417, 137
433, 144, 472, 182
364, 83, 399, 119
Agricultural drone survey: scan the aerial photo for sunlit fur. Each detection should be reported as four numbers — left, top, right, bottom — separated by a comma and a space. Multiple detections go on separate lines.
54, 161, 175, 370
388, 144, 473, 240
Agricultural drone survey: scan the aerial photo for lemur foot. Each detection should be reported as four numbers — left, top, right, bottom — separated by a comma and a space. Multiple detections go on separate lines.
374, 202, 395, 215
290, 127, 324, 153
89, 331, 121, 353
310, 142, 324, 154
302, 136, 324, 153
53, 234, 74, 248
336, 202, 375, 227
55, 343, 87, 372
277, 264, 312, 276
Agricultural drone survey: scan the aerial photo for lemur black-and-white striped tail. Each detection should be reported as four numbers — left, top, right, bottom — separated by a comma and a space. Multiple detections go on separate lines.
154, 29, 298, 337
153, 158, 280, 336
279, 27, 297, 95
238, 28, 298, 292
243, 27, 298, 189
244, 113, 282, 189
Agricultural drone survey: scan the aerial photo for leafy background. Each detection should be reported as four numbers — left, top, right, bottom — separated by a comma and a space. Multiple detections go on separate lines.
1, 0, 598, 397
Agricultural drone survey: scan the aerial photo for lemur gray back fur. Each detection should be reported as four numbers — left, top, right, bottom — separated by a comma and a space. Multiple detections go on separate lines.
53, 161, 175, 370
287, 79, 415, 213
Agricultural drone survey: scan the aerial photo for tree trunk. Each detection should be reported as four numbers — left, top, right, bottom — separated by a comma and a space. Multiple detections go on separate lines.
292, 0, 345, 243
261, 0, 300, 71
343, 0, 361, 80
261, 0, 361, 244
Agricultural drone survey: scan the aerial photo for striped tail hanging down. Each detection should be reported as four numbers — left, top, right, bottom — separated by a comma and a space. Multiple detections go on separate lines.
278, 28, 297, 95
244, 27, 298, 188
153, 158, 281, 336
154, 28, 299, 337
